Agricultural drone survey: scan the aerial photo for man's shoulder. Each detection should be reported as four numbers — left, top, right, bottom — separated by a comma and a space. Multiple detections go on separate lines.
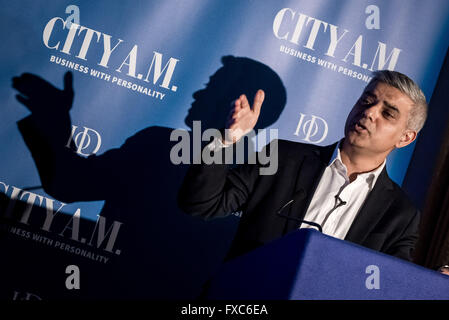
379, 169, 419, 214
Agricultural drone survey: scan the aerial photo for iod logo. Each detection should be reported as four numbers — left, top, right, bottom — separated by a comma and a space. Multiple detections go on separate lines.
294, 113, 328, 144
66, 125, 102, 156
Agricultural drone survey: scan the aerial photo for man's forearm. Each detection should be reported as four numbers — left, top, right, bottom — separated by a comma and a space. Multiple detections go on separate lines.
178, 149, 233, 219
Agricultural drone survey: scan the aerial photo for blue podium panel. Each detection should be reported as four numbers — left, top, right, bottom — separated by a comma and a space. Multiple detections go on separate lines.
206, 229, 449, 300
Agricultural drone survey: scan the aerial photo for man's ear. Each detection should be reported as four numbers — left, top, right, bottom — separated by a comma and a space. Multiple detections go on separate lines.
395, 129, 417, 149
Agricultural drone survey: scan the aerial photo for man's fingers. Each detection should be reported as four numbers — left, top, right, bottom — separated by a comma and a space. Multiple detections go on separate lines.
226, 92, 262, 132
252, 89, 265, 115
227, 102, 237, 119
240, 94, 250, 110
234, 97, 243, 112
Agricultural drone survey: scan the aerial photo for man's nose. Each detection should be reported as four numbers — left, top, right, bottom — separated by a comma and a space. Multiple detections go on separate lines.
363, 102, 381, 121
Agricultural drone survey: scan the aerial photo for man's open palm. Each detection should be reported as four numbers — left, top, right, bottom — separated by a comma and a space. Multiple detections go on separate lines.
224, 89, 265, 144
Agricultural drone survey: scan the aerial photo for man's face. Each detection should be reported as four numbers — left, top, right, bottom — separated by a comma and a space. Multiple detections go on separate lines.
344, 81, 417, 156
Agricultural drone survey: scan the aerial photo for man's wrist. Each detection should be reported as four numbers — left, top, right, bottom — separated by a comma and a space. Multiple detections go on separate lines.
206, 137, 233, 152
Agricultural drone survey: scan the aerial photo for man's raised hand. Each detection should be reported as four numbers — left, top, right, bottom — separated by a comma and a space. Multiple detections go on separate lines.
224, 89, 265, 144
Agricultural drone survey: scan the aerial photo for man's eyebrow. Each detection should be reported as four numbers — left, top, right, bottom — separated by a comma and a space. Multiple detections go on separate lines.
362, 91, 400, 114
362, 91, 376, 97
384, 101, 400, 114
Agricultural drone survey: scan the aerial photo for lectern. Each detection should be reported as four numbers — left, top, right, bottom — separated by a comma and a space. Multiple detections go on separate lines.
206, 229, 449, 299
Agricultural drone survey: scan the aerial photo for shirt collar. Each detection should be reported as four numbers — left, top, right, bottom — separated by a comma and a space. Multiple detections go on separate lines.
328, 139, 386, 189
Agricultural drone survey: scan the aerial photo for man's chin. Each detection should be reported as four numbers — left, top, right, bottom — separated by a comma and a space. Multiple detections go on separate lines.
345, 133, 369, 148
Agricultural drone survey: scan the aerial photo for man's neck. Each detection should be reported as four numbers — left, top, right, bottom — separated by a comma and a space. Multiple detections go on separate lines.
340, 139, 387, 182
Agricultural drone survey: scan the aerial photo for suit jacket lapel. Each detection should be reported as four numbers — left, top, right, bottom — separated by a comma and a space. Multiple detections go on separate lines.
283, 143, 337, 233
344, 167, 394, 244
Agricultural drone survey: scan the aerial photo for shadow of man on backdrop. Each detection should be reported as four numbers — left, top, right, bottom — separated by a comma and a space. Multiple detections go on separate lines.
8, 56, 286, 299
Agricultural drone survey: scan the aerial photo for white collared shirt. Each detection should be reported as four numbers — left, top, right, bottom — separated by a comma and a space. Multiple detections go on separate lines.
300, 143, 386, 240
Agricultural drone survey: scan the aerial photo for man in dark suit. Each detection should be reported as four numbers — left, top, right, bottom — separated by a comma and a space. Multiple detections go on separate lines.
178, 70, 428, 262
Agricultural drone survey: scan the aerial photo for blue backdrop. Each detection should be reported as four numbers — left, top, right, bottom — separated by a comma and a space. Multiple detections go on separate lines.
0, 0, 448, 299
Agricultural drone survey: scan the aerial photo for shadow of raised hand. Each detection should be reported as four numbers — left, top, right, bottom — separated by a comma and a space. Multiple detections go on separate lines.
12, 71, 74, 114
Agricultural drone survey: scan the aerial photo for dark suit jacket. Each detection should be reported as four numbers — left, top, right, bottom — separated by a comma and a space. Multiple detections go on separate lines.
178, 139, 421, 262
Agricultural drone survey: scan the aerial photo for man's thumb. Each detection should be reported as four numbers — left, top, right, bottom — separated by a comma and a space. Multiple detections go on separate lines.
252, 89, 265, 115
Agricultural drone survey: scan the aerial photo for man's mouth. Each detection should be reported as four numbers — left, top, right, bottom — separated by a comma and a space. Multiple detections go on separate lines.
354, 121, 369, 133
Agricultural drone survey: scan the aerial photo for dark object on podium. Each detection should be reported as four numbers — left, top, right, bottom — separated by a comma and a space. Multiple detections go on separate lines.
206, 229, 449, 300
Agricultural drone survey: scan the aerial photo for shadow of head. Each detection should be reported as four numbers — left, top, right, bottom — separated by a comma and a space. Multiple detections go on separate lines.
185, 56, 287, 131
